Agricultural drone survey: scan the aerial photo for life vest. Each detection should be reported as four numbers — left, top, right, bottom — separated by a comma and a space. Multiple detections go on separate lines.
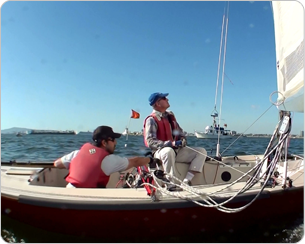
66, 143, 110, 188
143, 111, 180, 147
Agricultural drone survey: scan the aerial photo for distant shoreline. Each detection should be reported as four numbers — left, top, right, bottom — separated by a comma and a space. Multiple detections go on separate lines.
2, 132, 303, 139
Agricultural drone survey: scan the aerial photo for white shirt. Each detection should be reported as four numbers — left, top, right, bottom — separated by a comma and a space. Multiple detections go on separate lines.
60, 150, 129, 176
61, 150, 79, 169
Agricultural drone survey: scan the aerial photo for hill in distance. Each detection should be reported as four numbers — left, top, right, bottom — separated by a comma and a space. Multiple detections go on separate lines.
1, 127, 93, 135
1, 127, 32, 134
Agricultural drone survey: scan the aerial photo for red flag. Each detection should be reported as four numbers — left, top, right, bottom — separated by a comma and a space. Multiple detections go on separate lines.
131, 109, 140, 119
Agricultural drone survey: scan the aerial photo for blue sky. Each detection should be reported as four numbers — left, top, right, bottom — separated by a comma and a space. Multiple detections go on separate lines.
1, 1, 304, 135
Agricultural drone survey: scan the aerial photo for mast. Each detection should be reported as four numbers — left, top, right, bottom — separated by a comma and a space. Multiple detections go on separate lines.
215, 2, 230, 157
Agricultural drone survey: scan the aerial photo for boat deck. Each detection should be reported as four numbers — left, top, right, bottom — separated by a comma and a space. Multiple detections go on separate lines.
1, 158, 303, 206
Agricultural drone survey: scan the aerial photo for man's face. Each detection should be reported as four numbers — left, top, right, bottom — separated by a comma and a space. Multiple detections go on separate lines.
155, 96, 170, 110
104, 137, 117, 154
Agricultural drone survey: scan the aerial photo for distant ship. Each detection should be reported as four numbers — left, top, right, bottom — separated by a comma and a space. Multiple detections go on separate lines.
122, 128, 128, 136
27, 130, 76, 135
78, 131, 93, 135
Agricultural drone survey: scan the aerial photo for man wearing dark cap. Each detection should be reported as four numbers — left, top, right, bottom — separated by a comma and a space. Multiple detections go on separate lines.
54, 125, 161, 188
143, 92, 207, 189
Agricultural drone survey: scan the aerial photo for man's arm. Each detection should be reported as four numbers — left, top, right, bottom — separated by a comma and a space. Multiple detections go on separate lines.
126, 157, 151, 170
53, 150, 79, 169
53, 159, 67, 169
101, 155, 161, 175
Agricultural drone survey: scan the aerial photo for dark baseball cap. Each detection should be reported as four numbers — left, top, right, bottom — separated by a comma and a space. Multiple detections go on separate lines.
92, 126, 121, 141
148, 92, 169, 106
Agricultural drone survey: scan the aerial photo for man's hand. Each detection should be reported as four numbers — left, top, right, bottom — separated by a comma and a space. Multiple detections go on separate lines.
153, 158, 162, 167
54, 159, 68, 169
148, 157, 162, 168
181, 138, 187, 147
173, 139, 186, 147
173, 140, 182, 147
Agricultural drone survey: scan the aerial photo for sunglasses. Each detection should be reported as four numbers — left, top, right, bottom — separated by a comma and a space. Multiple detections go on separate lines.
157, 97, 167, 102
106, 137, 116, 142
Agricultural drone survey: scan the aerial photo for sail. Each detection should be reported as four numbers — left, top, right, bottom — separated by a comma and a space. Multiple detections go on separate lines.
272, 1, 304, 113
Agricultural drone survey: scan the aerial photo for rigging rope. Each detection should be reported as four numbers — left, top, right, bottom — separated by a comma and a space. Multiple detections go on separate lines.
221, 103, 274, 155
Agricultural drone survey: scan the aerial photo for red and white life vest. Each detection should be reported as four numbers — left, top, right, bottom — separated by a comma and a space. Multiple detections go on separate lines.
143, 111, 180, 147
66, 143, 110, 188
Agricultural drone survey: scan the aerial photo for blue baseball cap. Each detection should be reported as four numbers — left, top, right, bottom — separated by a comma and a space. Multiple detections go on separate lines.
148, 92, 169, 106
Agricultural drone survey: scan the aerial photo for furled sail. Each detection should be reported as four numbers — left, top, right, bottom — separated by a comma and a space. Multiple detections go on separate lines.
272, 1, 304, 113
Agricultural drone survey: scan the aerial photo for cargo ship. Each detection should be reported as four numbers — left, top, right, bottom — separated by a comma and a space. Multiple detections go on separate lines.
27, 130, 76, 135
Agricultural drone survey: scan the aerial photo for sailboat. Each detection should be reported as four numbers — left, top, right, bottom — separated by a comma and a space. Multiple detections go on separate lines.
122, 127, 128, 136
1, 2, 303, 240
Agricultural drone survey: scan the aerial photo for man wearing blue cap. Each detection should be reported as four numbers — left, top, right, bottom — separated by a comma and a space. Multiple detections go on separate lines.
143, 92, 207, 190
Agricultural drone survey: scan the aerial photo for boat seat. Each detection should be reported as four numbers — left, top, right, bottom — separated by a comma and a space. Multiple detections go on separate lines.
6, 168, 42, 175
107, 156, 258, 188
27, 154, 259, 188
29, 168, 69, 187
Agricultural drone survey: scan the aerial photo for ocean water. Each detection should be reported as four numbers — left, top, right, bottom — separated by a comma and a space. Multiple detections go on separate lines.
1, 134, 304, 242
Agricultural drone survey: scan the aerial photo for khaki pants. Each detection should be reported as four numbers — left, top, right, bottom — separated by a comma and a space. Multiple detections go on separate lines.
154, 146, 206, 176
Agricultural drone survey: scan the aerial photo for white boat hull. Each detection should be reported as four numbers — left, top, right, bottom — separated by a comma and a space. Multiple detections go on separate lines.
195, 131, 233, 139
